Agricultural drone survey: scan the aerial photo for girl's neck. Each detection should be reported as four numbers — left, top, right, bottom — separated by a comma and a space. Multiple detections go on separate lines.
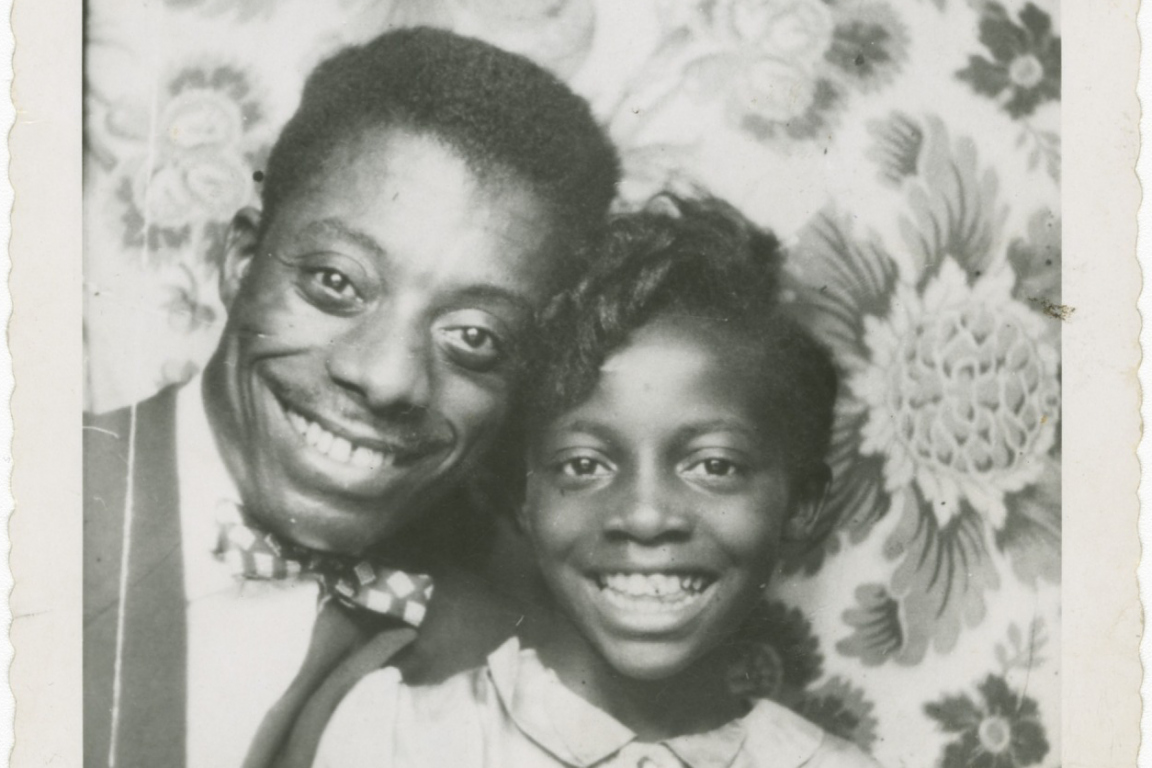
532, 615, 746, 742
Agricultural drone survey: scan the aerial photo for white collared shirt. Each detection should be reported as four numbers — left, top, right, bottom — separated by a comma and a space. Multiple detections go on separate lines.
314, 637, 882, 768
176, 375, 320, 768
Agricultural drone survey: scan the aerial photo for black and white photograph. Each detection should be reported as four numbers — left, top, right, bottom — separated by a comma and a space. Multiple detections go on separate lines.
7, 0, 1142, 767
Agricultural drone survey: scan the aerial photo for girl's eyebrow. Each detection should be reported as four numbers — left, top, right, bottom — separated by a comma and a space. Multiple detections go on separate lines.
674, 420, 761, 443
552, 419, 617, 443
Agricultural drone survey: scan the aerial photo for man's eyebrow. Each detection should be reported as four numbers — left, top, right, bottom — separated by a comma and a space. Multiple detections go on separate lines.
299, 218, 386, 260
446, 284, 534, 314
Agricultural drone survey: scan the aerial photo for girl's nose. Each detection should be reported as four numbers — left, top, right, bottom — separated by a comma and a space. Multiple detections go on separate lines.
605, 475, 693, 543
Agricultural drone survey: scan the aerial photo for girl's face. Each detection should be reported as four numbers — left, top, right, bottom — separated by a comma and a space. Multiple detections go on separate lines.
522, 315, 796, 682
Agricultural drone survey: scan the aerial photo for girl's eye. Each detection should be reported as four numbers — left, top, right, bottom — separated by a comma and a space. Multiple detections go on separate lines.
559, 456, 611, 478
683, 456, 746, 484
701, 458, 739, 477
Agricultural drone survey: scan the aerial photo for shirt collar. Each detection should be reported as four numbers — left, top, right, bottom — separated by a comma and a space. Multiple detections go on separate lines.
177, 372, 239, 507
487, 638, 633, 766
485, 638, 822, 768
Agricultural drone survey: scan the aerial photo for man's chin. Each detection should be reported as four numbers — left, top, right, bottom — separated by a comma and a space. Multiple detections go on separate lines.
247, 500, 399, 555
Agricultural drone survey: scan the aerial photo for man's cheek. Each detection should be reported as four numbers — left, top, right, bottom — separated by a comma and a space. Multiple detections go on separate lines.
449, 378, 511, 447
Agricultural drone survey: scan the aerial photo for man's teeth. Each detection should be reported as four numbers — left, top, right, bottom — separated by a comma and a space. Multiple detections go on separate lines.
286, 409, 389, 469
599, 572, 711, 599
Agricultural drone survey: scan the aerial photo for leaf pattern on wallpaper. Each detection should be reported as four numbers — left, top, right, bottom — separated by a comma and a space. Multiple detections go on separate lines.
896, 114, 1008, 282
867, 112, 924, 186
781, 211, 897, 574
837, 584, 905, 666
885, 496, 1001, 660
726, 600, 879, 752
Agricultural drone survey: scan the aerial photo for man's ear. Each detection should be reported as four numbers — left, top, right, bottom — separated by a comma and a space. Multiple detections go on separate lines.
219, 207, 262, 308
783, 464, 832, 542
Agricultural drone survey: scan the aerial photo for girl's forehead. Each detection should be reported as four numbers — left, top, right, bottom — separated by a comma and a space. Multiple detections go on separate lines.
599, 315, 764, 389
580, 317, 768, 427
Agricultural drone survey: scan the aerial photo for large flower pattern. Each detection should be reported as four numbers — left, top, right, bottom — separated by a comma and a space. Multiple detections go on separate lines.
85, 1, 1062, 765
788, 111, 1060, 669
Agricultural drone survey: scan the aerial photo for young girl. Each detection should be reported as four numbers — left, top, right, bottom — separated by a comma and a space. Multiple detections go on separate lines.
313, 197, 880, 768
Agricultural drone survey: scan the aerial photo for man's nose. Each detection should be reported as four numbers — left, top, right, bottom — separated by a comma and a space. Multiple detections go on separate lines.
605, 472, 693, 544
326, 307, 433, 412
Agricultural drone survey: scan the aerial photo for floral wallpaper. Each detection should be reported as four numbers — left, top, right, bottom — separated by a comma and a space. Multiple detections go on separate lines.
83, 1, 1062, 766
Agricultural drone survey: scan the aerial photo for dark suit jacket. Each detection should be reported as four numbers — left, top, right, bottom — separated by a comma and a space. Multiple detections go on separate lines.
84, 384, 546, 768
85, 385, 186, 768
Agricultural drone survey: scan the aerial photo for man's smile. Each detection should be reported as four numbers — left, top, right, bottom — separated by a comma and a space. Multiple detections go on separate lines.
278, 397, 451, 470
268, 385, 455, 485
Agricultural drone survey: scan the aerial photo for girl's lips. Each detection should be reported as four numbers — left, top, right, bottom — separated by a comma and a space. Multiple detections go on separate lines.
583, 570, 719, 631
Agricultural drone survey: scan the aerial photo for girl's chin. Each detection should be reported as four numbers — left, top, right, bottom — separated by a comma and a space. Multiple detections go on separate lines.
595, 639, 705, 682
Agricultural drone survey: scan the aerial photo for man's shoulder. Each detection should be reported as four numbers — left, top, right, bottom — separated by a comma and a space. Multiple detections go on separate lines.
84, 384, 183, 500
84, 384, 182, 442
398, 566, 546, 685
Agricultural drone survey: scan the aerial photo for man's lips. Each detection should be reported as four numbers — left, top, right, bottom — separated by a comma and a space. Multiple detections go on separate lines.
276, 397, 452, 469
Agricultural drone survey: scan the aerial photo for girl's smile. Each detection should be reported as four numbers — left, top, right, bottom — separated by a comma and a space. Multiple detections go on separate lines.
522, 314, 796, 684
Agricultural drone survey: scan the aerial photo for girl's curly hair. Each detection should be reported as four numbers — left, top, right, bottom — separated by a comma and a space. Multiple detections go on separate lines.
525, 195, 838, 476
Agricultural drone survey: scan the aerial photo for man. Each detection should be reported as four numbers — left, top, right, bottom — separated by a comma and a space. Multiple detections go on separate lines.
84, 27, 619, 768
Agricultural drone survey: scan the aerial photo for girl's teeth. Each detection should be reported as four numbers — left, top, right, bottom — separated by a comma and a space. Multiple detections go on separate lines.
600, 572, 710, 599
316, 429, 334, 453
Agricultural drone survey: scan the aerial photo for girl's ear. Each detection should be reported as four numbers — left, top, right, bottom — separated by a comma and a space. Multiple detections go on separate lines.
220, 207, 262, 308
783, 464, 832, 542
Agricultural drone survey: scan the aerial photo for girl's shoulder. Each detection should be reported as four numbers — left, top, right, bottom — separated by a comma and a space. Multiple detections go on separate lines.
313, 662, 498, 768
741, 699, 882, 768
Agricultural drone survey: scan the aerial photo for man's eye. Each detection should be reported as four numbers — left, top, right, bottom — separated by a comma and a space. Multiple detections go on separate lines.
559, 456, 611, 478
440, 326, 504, 370
453, 327, 497, 352
302, 267, 360, 308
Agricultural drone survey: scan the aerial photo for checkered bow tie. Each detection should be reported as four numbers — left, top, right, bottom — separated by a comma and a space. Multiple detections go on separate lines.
214, 502, 434, 627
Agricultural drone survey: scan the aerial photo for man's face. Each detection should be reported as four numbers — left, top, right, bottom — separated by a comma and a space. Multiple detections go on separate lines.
206, 127, 559, 554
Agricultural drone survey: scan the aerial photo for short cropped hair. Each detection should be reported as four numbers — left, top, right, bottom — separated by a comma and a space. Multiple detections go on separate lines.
526, 195, 838, 476
259, 27, 619, 254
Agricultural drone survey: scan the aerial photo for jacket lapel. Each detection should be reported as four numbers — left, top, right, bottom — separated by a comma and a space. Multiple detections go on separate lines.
84, 386, 187, 768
